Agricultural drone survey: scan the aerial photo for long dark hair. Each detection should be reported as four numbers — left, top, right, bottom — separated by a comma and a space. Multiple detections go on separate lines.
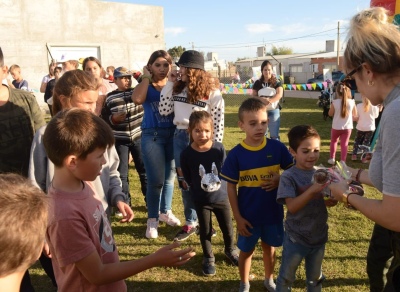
252, 60, 278, 92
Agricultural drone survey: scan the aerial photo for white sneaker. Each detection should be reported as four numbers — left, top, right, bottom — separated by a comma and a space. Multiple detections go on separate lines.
159, 210, 181, 226
146, 218, 159, 239
327, 158, 336, 165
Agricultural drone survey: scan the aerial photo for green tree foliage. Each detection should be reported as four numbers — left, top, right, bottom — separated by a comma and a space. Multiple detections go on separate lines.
271, 45, 293, 55
167, 46, 186, 59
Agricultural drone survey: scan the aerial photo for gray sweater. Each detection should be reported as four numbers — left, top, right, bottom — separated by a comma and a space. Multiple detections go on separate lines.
28, 125, 125, 216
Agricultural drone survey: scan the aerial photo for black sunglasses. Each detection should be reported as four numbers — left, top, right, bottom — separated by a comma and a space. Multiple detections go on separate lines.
341, 63, 363, 83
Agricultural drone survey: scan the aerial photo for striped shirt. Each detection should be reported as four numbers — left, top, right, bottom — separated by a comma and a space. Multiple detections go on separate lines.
102, 89, 143, 143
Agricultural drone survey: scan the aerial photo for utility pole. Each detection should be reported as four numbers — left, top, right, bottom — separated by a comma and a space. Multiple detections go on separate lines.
189, 42, 194, 50
337, 21, 340, 68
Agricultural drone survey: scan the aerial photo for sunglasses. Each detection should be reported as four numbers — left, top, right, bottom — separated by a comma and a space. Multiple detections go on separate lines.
341, 63, 363, 83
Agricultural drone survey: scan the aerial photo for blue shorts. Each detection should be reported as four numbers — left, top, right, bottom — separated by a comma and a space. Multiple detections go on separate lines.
237, 223, 284, 252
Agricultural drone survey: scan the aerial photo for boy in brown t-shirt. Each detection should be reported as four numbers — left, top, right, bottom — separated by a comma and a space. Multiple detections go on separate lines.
43, 108, 195, 292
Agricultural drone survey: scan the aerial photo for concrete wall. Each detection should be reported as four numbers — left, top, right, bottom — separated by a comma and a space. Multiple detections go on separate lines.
0, 0, 164, 107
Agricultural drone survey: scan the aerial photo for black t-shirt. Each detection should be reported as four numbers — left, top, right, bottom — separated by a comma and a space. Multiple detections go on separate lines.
180, 141, 227, 204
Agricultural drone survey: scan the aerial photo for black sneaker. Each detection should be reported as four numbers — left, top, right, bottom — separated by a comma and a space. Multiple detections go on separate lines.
202, 260, 216, 277
195, 227, 217, 237
174, 225, 198, 241
225, 250, 239, 266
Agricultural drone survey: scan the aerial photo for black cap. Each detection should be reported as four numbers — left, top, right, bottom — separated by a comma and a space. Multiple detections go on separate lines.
175, 50, 204, 71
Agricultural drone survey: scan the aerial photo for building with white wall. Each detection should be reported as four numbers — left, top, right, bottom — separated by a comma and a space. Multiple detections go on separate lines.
0, 0, 164, 106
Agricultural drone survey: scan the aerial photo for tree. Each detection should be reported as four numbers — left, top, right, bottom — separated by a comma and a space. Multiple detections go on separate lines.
270, 45, 293, 55
167, 46, 186, 59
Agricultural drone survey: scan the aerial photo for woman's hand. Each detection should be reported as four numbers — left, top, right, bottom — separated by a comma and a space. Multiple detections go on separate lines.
143, 65, 151, 77
328, 180, 349, 203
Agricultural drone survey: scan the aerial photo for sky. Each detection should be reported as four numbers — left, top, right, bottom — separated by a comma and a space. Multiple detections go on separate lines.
108, 0, 371, 62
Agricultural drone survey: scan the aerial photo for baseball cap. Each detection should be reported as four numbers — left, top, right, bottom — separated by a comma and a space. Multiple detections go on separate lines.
175, 50, 205, 71
114, 67, 132, 78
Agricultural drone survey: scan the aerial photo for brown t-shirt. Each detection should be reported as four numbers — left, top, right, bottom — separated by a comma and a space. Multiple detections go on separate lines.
46, 181, 126, 292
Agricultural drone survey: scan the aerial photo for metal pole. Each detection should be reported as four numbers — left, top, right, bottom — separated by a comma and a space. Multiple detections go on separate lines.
337, 21, 340, 67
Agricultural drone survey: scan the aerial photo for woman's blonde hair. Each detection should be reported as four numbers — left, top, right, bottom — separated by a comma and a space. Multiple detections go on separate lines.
344, 7, 400, 76
173, 68, 218, 104
335, 83, 352, 118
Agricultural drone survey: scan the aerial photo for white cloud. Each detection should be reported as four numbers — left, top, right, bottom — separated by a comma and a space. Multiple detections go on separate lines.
279, 23, 309, 35
165, 27, 186, 36
245, 23, 273, 34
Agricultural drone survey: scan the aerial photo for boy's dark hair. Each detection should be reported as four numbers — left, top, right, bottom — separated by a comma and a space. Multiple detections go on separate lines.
43, 108, 114, 167
288, 125, 320, 152
238, 97, 267, 122
0, 47, 4, 67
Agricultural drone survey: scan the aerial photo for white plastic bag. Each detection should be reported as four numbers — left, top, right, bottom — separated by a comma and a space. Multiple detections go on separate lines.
257, 87, 279, 110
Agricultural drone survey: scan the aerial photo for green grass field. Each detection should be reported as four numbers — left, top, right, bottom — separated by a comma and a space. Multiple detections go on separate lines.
30, 96, 378, 291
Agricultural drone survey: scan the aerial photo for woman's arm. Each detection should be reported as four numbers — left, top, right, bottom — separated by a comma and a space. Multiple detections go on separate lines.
329, 182, 400, 232
268, 86, 283, 104
131, 66, 151, 105
210, 90, 225, 142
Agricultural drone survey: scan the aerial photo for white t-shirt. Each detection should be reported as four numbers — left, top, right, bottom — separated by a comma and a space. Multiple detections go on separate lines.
332, 98, 355, 130
356, 103, 379, 132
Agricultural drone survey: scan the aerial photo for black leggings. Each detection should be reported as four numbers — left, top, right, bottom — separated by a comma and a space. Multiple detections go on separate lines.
194, 199, 235, 259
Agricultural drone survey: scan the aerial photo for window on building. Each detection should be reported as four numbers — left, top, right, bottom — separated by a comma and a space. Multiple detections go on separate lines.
289, 64, 303, 73
322, 64, 338, 72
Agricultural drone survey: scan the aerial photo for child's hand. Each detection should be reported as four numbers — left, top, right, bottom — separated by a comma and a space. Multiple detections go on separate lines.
261, 171, 280, 191
112, 112, 126, 123
236, 216, 253, 237
42, 242, 52, 258
153, 241, 196, 267
116, 201, 134, 223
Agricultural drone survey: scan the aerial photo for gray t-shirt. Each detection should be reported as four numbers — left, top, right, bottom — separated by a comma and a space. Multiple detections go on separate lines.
369, 85, 400, 197
277, 166, 328, 247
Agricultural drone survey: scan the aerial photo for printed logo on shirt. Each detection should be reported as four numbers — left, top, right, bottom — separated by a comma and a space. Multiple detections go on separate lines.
93, 205, 116, 255
173, 96, 207, 107
238, 165, 280, 188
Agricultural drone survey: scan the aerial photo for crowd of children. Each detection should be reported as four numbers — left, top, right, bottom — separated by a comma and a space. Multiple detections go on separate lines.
1, 44, 380, 292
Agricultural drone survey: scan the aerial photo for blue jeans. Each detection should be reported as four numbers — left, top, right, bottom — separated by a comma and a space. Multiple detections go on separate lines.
267, 109, 280, 140
141, 127, 176, 219
115, 139, 147, 205
276, 233, 325, 292
174, 129, 197, 225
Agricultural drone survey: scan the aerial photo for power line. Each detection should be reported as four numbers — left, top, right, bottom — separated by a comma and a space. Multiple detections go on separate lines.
195, 28, 344, 50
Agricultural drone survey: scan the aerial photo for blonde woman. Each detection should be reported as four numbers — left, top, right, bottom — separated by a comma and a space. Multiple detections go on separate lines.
329, 7, 400, 290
